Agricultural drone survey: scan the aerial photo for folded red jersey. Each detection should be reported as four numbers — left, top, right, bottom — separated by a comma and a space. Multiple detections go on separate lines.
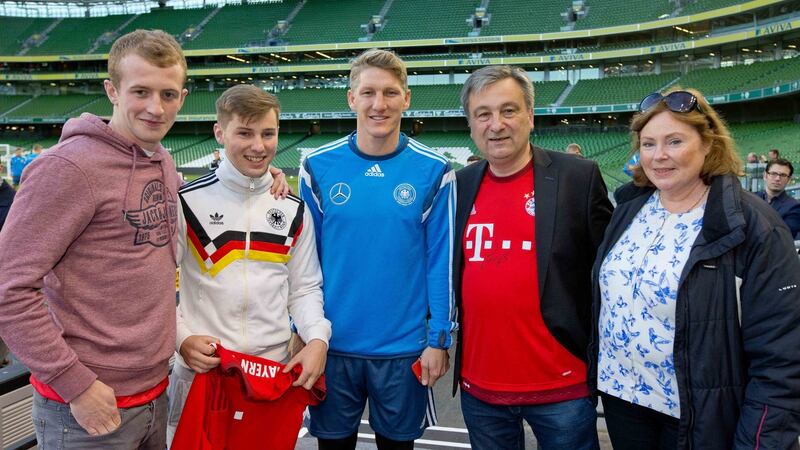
171, 344, 326, 450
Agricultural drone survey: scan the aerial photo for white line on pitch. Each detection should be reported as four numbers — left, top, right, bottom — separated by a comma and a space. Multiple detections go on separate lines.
360, 420, 469, 434
357, 433, 471, 448
428, 425, 470, 433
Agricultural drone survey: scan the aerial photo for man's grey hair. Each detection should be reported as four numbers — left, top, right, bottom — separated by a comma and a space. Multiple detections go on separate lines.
460, 65, 535, 118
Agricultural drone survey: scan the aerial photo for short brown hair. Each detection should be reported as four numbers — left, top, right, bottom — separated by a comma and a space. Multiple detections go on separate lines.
108, 29, 187, 88
215, 84, 281, 127
629, 86, 742, 186
349, 49, 408, 91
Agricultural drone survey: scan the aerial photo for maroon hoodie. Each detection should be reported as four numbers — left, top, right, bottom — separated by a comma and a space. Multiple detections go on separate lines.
0, 114, 181, 402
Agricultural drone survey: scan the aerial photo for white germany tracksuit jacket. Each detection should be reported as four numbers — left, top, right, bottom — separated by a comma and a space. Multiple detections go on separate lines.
175, 159, 331, 368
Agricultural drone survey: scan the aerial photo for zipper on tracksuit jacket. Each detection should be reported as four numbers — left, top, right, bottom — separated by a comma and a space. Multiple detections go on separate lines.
241, 179, 255, 354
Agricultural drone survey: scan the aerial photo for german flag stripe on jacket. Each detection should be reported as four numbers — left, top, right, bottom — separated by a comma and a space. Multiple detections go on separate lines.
179, 173, 304, 277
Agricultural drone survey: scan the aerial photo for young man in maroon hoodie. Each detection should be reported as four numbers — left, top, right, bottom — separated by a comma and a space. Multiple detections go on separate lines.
0, 30, 187, 449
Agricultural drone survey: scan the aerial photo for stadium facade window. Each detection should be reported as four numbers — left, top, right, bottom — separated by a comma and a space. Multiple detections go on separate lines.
408, 74, 451, 86
0, 0, 285, 17
527, 71, 546, 83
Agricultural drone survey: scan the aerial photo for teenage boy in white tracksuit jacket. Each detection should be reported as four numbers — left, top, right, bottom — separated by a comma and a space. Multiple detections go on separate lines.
166, 85, 331, 446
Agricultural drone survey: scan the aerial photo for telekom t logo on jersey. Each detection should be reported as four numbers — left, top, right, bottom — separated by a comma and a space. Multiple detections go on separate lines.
466, 222, 535, 261
465, 224, 494, 261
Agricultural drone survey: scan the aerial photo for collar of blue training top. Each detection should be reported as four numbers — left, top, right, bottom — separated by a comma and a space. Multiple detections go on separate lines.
347, 131, 408, 161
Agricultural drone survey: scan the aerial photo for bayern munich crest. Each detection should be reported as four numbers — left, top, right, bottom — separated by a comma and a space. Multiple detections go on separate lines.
525, 198, 536, 216
393, 183, 416, 206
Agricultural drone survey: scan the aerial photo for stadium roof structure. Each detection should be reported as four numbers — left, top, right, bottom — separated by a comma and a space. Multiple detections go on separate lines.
0, 0, 277, 17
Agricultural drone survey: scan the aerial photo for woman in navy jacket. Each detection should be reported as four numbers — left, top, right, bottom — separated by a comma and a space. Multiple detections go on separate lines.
588, 88, 800, 449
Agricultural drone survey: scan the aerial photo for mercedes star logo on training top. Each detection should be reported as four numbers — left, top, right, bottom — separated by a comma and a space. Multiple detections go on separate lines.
329, 182, 351, 205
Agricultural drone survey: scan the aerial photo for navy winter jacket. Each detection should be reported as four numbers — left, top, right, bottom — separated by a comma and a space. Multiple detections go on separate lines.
589, 174, 800, 449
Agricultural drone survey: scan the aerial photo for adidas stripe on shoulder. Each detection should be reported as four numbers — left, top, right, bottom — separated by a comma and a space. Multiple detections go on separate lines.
180, 172, 219, 194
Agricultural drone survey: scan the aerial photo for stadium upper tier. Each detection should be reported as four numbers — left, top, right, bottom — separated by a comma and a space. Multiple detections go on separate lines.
2, 56, 797, 120
4, 121, 798, 193
562, 72, 679, 106
0, 0, 776, 55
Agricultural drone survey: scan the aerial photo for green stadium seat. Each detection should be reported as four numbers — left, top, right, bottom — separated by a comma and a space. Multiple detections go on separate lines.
27, 15, 130, 55
375, 0, 481, 40
5, 94, 100, 119
482, 0, 568, 36
574, 0, 673, 30
282, 0, 384, 45
184, 2, 299, 49
0, 17, 52, 55
562, 72, 679, 106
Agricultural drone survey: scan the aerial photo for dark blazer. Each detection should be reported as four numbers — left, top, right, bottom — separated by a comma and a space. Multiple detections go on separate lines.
0, 180, 15, 231
452, 146, 613, 395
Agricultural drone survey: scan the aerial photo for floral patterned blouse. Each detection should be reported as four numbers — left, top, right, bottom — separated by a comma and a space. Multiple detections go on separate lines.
597, 191, 704, 418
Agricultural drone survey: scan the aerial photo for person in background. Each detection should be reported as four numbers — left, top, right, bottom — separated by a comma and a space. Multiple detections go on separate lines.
566, 142, 584, 157
590, 88, 800, 449
0, 162, 14, 231
208, 149, 222, 170
746, 152, 758, 164
466, 154, 482, 165
756, 157, 800, 237
622, 152, 640, 177
25, 144, 43, 166
0, 162, 13, 368
767, 148, 780, 161
9, 147, 26, 187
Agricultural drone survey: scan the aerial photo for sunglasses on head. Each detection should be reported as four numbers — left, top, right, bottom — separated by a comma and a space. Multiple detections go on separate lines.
639, 91, 703, 114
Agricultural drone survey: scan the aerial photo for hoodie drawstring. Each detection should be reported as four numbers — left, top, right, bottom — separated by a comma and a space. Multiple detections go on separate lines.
121, 146, 138, 224
160, 158, 177, 266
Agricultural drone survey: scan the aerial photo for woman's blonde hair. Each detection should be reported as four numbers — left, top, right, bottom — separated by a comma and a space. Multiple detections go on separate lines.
628, 86, 742, 186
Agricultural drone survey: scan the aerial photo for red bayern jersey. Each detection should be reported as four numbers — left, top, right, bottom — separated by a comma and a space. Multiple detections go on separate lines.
171, 344, 325, 450
460, 161, 587, 403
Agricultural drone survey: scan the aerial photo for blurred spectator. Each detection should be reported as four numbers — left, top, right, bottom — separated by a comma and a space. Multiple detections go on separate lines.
566, 142, 584, 157
768, 148, 780, 160
25, 144, 43, 166
0, 163, 14, 231
466, 154, 482, 165
622, 152, 639, 177
0, 163, 14, 366
743, 152, 766, 192
9, 147, 26, 186
756, 158, 800, 237
208, 149, 222, 170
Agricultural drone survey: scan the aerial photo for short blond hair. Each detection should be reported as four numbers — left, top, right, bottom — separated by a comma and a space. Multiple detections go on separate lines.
629, 87, 742, 186
349, 49, 408, 91
215, 84, 280, 127
108, 29, 187, 88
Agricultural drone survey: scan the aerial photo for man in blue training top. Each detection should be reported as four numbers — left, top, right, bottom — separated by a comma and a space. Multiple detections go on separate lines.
25, 144, 43, 166
9, 147, 26, 187
299, 48, 457, 450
